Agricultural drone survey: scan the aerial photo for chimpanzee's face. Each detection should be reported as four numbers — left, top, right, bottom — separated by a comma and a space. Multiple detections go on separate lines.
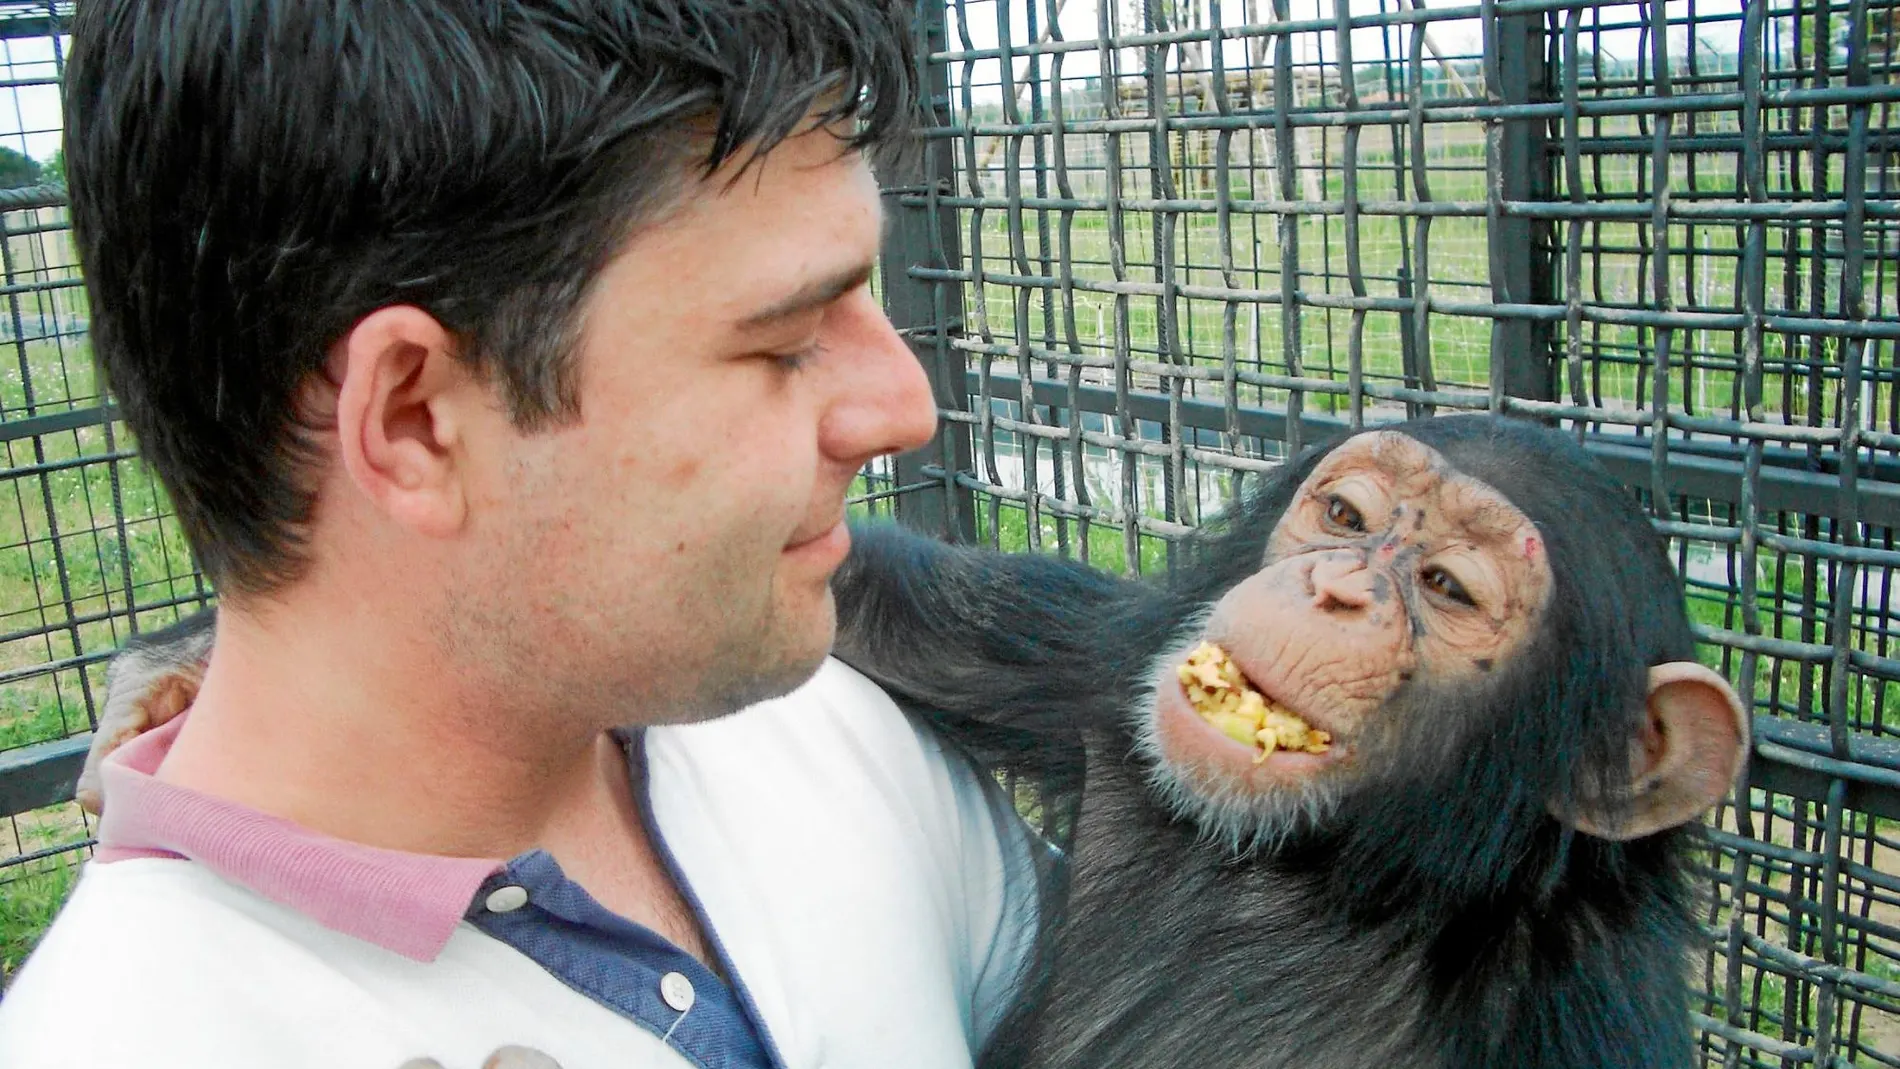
1136, 430, 1556, 850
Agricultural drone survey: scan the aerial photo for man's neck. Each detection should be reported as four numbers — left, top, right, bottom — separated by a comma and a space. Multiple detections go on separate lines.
156, 600, 603, 860
151, 598, 716, 963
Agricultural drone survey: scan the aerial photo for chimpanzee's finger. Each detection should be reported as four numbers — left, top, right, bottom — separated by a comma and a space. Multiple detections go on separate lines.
75, 667, 202, 816
74, 614, 216, 815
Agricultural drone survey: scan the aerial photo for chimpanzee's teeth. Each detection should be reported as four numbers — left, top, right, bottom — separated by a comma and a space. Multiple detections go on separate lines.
1176, 641, 1333, 759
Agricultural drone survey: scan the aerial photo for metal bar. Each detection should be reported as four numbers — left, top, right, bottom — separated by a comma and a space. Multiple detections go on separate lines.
1098, 0, 1139, 573
997, 0, 1048, 554
0, 183, 65, 211
1270, 0, 1303, 456
1405, 0, 1439, 418
0, 838, 95, 872
1756, 714, 1900, 776
0, 404, 119, 444
1485, 0, 1554, 406
1336, 0, 1367, 431
902, 189, 1900, 223
928, 83, 1900, 135
0, 734, 88, 819
880, 0, 976, 542
962, 368, 1900, 528
0, 9, 70, 44
1045, 0, 1096, 565
902, 262, 1900, 341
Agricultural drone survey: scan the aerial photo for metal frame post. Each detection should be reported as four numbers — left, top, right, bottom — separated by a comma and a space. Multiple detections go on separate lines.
1486, 7, 1556, 404
880, 0, 978, 542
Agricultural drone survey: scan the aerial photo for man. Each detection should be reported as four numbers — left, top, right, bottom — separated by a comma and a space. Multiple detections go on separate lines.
0, 3, 1038, 1067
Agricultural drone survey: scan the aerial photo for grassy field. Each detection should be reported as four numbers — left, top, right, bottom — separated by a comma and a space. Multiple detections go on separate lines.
0, 330, 204, 988
0, 336, 206, 746
954, 115, 1900, 438
0, 851, 76, 986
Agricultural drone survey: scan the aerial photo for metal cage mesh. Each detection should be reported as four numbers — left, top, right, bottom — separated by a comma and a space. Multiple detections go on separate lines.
0, 0, 1893, 1059
871, 0, 1900, 1062
0, 2, 210, 983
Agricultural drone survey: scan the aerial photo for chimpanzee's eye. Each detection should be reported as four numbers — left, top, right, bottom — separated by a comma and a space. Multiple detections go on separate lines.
1421, 565, 1476, 607
1324, 495, 1366, 533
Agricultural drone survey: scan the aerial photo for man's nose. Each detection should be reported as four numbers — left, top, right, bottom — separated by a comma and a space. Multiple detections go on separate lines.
817, 287, 938, 465
1310, 553, 1377, 611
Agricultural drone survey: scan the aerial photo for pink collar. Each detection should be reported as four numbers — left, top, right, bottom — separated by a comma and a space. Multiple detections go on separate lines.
95, 713, 504, 961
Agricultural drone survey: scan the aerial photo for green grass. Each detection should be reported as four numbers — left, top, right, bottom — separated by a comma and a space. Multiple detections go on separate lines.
958, 116, 1900, 429
0, 858, 77, 988
0, 326, 203, 982
970, 200, 1848, 420
0, 684, 69, 751
0, 336, 209, 753
977, 497, 1176, 575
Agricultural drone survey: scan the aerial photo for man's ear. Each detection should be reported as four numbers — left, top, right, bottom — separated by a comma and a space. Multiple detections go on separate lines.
329, 306, 477, 537
1566, 661, 1750, 842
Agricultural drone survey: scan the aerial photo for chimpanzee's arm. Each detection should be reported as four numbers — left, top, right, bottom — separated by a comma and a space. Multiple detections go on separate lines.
80, 526, 1150, 802
832, 523, 1154, 737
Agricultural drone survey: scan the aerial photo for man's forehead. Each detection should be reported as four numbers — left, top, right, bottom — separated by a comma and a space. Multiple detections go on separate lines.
668, 129, 881, 227
609, 131, 883, 321
1310, 431, 1536, 543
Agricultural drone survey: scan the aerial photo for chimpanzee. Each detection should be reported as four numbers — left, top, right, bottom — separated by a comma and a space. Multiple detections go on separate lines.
826, 413, 1748, 1069
79, 413, 1745, 1069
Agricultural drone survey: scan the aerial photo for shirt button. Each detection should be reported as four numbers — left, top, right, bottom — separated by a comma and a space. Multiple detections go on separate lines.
484, 885, 530, 913
660, 971, 696, 1013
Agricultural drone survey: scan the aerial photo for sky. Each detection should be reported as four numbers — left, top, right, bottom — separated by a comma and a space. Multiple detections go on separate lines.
0, 0, 1755, 163
0, 28, 60, 162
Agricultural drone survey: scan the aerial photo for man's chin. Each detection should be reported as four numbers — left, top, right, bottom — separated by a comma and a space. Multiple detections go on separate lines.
683, 609, 836, 720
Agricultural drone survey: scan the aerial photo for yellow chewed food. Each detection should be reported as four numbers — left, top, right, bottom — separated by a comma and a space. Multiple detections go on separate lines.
1176, 642, 1332, 762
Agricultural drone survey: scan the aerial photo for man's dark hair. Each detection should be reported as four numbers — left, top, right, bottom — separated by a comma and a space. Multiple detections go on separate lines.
66, 0, 918, 594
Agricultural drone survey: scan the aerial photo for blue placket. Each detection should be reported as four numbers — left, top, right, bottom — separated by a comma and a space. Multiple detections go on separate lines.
464, 731, 788, 1069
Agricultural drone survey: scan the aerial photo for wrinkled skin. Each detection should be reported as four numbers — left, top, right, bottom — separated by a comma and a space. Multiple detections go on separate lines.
1143, 431, 1556, 841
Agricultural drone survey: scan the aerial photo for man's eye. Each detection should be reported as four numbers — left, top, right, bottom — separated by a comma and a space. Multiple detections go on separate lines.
1324, 495, 1366, 533
1421, 565, 1475, 607
770, 342, 823, 373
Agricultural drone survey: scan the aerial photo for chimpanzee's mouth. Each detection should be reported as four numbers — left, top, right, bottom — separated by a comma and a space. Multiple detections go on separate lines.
1175, 641, 1333, 763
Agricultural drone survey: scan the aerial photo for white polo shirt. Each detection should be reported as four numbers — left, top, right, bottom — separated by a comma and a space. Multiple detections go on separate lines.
0, 658, 1040, 1069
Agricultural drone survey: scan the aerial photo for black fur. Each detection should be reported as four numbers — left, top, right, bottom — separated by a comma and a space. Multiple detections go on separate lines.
832, 413, 1706, 1069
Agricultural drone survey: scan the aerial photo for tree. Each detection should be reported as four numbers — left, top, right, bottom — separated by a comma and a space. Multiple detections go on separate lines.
0, 146, 40, 189
40, 148, 60, 186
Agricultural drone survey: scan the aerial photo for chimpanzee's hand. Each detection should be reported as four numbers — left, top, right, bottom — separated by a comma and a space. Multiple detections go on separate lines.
399, 1048, 564, 1069
75, 609, 218, 816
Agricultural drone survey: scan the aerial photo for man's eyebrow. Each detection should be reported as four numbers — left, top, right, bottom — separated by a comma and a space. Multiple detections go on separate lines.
737, 260, 877, 331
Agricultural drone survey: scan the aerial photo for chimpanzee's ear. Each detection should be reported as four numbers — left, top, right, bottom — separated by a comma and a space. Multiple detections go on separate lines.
1565, 662, 1749, 841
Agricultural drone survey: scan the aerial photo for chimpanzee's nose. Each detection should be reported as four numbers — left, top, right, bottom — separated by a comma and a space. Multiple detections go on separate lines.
1310, 553, 1376, 611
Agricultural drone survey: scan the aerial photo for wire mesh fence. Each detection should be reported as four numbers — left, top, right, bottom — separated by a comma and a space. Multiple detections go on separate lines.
0, 1, 209, 981
873, 0, 1900, 1063
0, 0, 1894, 1060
